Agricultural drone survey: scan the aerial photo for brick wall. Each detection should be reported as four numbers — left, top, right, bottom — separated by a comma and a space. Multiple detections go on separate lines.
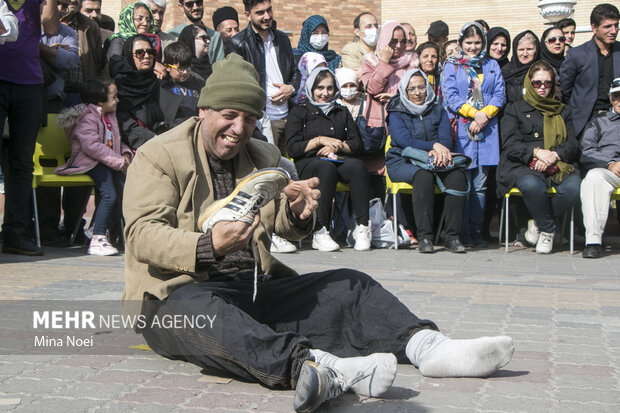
381, 0, 603, 54
104, 0, 380, 53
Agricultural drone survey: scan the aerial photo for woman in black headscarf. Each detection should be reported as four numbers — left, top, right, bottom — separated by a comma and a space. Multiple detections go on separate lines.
486, 27, 511, 69
178, 24, 212, 81
501, 30, 541, 104
110, 34, 167, 149
540, 27, 566, 74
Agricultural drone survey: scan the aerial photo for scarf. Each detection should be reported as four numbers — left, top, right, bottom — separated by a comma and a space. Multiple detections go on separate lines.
522, 62, 573, 183
305, 67, 339, 115
294, 15, 341, 72
540, 27, 565, 73
108, 3, 156, 41
486, 27, 511, 68
178, 24, 213, 81
501, 30, 541, 83
110, 35, 160, 113
445, 22, 487, 141
293, 52, 327, 104
397, 69, 435, 116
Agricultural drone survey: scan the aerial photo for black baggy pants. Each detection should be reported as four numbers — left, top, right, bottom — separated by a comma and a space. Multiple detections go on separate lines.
140, 269, 437, 389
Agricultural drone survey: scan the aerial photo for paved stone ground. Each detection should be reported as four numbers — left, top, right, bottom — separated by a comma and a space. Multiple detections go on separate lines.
0, 239, 619, 412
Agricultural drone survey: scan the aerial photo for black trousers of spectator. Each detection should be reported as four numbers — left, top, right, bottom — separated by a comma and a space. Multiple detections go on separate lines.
297, 157, 370, 229
412, 169, 467, 241
36, 186, 92, 240
0, 81, 44, 240
140, 269, 437, 389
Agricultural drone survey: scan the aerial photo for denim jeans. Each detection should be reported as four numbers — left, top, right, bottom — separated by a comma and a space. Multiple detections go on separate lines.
462, 165, 491, 234
86, 163, 125, 236
0, 81, 44, 239
515, 173, 581, 233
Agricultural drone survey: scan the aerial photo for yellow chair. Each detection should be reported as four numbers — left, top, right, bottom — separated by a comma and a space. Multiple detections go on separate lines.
498, 187, 574, 254
32, 114, 95, 248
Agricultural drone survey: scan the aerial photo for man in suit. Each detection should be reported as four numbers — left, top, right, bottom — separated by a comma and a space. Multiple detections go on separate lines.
560, 3, 620, 137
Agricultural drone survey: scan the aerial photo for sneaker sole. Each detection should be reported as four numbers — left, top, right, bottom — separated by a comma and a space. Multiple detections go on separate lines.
311, 240, 340, 252
293, 361, 325, 413
88, 248, 119, 256
198, 168, 290, 231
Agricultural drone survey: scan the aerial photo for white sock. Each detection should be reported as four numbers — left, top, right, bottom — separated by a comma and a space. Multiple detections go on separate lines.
405, 330, 514, 377
309, 349, 397, 397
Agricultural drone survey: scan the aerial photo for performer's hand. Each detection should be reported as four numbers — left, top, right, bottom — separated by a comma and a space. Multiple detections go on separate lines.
211, 213, 260, 257
608, 161, 620, 178
284, 178, 320, 220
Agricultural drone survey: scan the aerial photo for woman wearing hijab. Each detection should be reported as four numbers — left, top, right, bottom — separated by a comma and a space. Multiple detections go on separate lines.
486, 27, 511, 69
440, 22, 505, 248
294, 15, 341, 71
501, 30, 541, 104
110, 34, 166, 149
178, 23, 212, 81
292, 51, 327, 104
496, 61, 580, 254
386, 69, 468, 253
286, 67, 371, 252
106, 2, 157, 61
540, 27, 566, 74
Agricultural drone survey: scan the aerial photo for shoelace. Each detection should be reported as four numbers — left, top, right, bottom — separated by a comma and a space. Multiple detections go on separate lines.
250, 221, 274, 303
339, 365, 375, 393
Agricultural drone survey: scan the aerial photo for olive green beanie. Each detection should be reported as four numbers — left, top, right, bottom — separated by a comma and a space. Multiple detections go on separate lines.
197, 53, 266, 118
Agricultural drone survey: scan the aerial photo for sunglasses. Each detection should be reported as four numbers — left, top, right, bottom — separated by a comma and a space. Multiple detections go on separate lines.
531, 80, 553, 89
168, 64, 191, 72
546, 36, 566, 44
133, 48, 156, 59
406, 85, 426, 93
183, 0, 203, 8
197, 34, 210, 43
389, 38, 407, 47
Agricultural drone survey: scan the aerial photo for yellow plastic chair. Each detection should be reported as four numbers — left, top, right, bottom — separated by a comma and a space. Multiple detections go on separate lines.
32, 114, 95, 248
498, 187, 574, 254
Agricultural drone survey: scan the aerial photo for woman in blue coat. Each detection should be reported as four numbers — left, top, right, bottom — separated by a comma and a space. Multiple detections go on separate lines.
386, 69, 467, 254
441, 22, 506, 247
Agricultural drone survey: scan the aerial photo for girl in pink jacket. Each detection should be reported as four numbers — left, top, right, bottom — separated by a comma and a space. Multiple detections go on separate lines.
57, 78, 132, 256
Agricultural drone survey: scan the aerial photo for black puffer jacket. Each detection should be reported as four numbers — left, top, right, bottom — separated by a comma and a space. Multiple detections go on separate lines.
225, 24, 301, 94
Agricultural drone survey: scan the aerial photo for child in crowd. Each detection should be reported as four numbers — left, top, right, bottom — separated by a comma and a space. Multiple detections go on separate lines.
335, 67, 363, 119
56, 78, 132, 256
160, 42, 205, 128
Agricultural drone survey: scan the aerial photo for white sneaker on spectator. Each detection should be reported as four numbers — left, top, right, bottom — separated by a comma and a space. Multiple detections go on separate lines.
270, 234, 297, 253
536, 231, 554, 254
88, 235, 119, 256
524, 219, 540, 246
312, 227, 340, 252
352, 224, 371, 251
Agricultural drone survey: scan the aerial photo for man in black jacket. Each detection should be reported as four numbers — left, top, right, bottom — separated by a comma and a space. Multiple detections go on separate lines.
225, 0, 300, 157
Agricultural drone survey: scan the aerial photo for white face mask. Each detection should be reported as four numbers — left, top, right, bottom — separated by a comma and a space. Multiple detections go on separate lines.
362, 28, 378, 47
340, 87, 357, 100
309, 34, 329, 50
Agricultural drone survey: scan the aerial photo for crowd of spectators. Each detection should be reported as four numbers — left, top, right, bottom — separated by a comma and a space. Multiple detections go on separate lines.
0, 0, 618, 259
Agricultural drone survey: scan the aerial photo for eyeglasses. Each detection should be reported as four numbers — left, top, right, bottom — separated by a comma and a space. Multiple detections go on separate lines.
546, 36, 566, 44
406, 85, 427, 93
183, 0, 203, 8
531, 80, 553, 89
197, 34, 210, 43
133, 48, 156, 59
168, 64, 191, 72
389, 38, 407, 47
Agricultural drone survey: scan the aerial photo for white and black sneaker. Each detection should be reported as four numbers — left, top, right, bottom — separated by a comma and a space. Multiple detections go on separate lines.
293, 361, 345, 412
198, 167, 290, 232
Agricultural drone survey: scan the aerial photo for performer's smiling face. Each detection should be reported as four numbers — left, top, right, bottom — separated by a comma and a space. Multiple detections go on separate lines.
199, 108, 258, 160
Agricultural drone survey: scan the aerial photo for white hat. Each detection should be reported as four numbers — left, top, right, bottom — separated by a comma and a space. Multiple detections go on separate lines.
335, 67, 358, 87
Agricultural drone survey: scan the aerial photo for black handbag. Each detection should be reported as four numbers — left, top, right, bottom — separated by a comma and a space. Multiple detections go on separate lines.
355, 84, 387, 155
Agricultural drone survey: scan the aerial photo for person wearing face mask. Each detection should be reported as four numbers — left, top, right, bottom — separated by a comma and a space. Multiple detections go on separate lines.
294, 15, 341, 72
501, 31, 541, 105
361, 21, 418, 182
286, 67, 372, 252
497, 61, 580, 254
110, 34, 167, 149
440, 22, 506, 248
335, 67, 362, 118
386, 69, 468, 253
341, 12, 379, 75
486, 27, 511, 69
292, 51, 327, 105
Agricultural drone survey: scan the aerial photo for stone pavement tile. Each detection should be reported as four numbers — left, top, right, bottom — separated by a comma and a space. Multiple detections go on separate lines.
1, 355, 67, 364
553, 352, 611, 366
177, 409, 248, 413
145, 373, 217, 391
513, 350, 551, 361
553, 374, 620, 390
0, 362, 39, 376
0, 377, 69, 395
15, 397, 105, 412
19, 366, 94, 381
119, 387, 199, 405
416, 377, 484, 393
100, 402, 177, 413
82, 369, 159, 385
556, 401, 619, 413
258, 395, 296, 412
554, 387, 620, 404
183, 391, 270, 410
554, 343, 607, 355
410, 390, 479, 409
111, 356, 184, 372
478, 395, 557, 412
51, 355, 127, 368
53, 381, 129, 400
482, 381, 553, 399
490, 359, 551, 383
553, 363, 615, 377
